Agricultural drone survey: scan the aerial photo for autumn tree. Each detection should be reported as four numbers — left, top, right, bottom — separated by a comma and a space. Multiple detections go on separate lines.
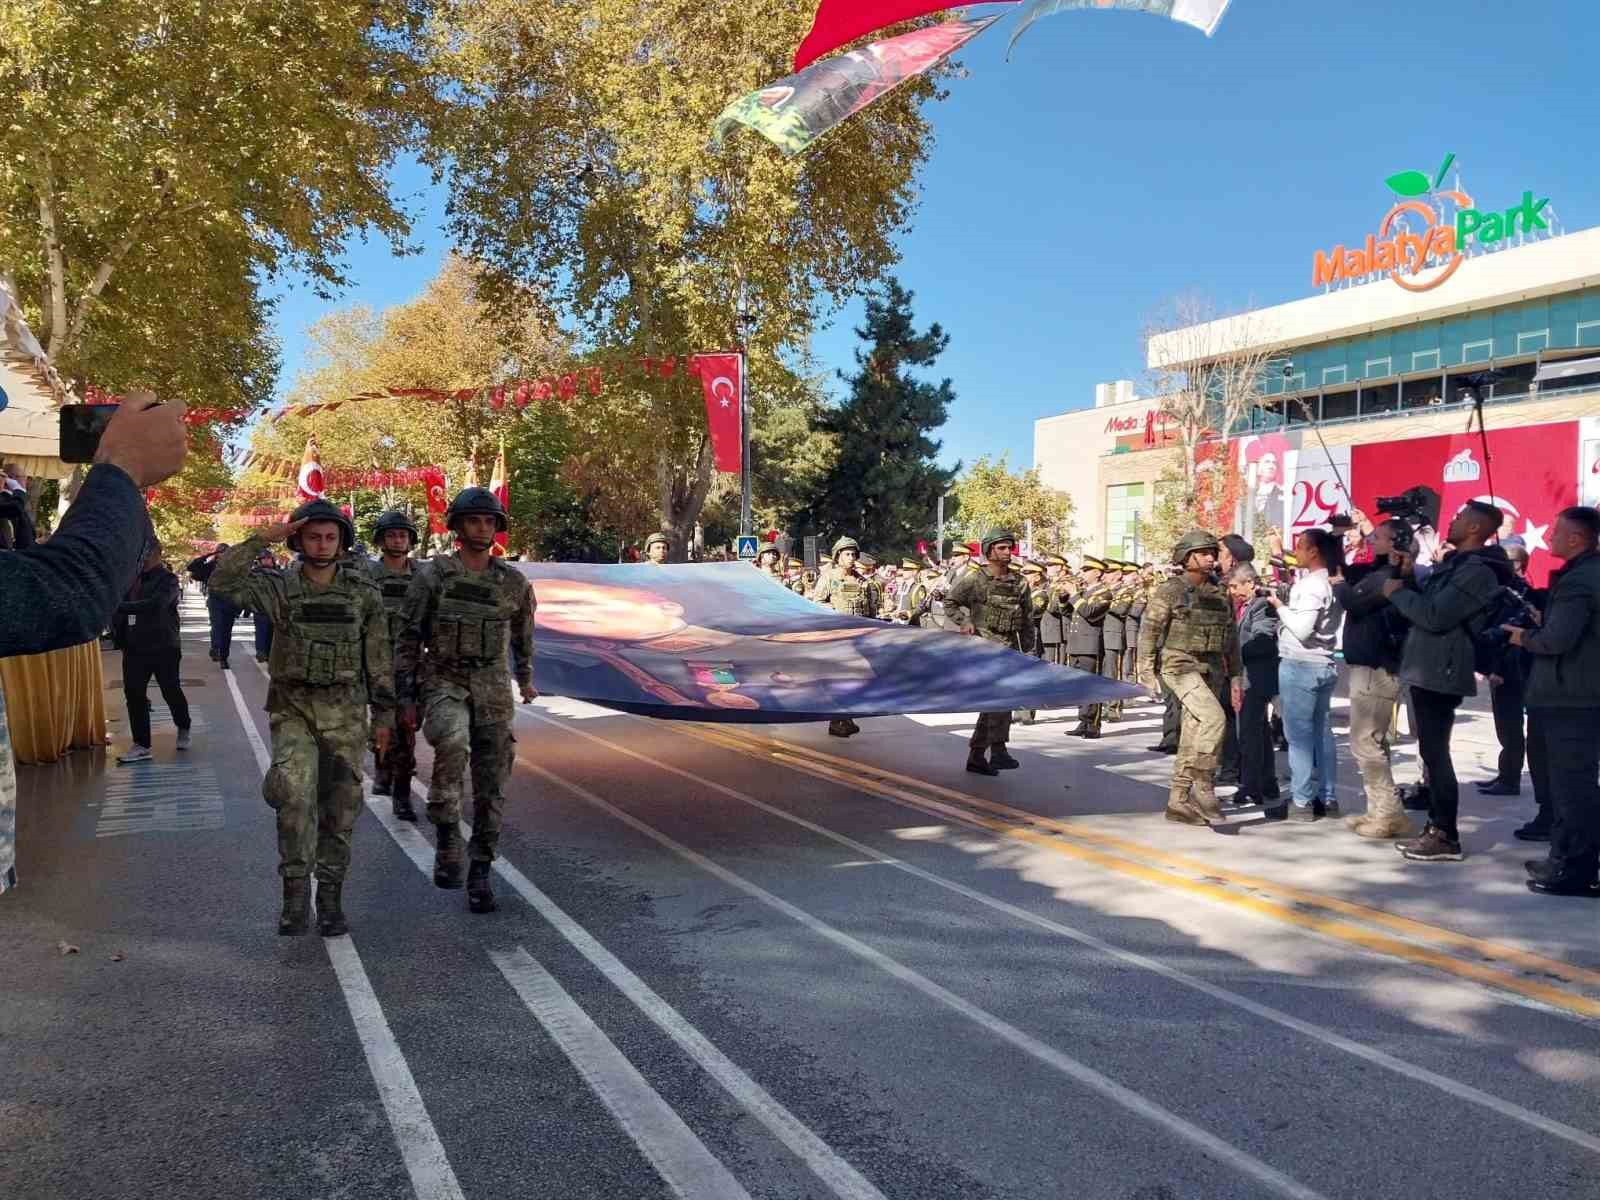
794, 280, 958, 557
421, 0, 947, 557
949, 454, 1079, 556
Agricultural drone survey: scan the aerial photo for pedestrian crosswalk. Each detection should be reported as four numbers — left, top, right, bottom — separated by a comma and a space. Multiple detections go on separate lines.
95, 764, 224, 838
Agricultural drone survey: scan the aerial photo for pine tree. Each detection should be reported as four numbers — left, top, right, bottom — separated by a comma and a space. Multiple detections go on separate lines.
800, 280, 959, 556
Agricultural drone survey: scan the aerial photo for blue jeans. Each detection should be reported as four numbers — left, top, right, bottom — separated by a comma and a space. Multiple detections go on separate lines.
253, 612, 273, 659
206, 594, 238, 661
1279, 657, 1339, 809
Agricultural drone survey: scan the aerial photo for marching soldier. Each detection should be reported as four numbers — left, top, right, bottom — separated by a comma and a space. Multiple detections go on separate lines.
902, 567, 942, 627
397, 488, 536, 914
754, 543, 784, 581
643, 532, 670, 564
210, 500, 394, 937
1136, 530, 1242, 826
809, 536, 881, 737
1064, 556, 1112, 738
945, 529, 1034, 775
364, 510, 423, 820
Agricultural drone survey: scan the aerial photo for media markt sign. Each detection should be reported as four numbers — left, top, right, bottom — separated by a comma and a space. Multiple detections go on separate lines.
1312, 153, 1554, 294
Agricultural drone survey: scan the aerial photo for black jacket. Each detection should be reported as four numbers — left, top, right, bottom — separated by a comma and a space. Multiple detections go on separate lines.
0, 488, 36, 549
1333, 558, 1405, 672
1388, 546, 1515, 697
1520, 549, 1600, 708
1236, 596, 1280, 664
114, 565, 182, 654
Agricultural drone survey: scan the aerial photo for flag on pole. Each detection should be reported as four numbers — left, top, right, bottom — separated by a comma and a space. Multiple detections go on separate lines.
691, 353, 743, 473
422, 467, 449, 534
463, 457, 480, 489
296, 436, 326, 501
489, 440, 509, 555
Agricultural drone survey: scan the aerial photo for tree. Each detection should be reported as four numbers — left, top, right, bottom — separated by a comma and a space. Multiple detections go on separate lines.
949, 454, 1079, 556
1143, 295, 1280, 537
422, 0, 948, 556
796, 280, 958, 557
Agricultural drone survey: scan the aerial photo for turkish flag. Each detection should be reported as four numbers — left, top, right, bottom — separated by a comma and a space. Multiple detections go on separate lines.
422, 467, 448, 535
692, 353, 743, 474
296, 436, 325, 501
794, 0, 1018, 69
489, 442, 509, 555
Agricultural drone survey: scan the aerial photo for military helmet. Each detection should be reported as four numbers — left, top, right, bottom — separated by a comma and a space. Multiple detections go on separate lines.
980, 527, 1016, 557
287, 498, 354, 553
371, 508, 419, 548
830, 536, 860, 561
1171, 528, 1220, 566
756, 542, 781, 562
446, 486, 508, 533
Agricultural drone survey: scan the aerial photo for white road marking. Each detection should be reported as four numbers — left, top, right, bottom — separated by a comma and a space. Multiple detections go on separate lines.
365, 780, 891, 1200
222, 667, 465, 1200
510, 719, 1329, 1200
491, 946, 754, 1200
523, 711, 1600, 1159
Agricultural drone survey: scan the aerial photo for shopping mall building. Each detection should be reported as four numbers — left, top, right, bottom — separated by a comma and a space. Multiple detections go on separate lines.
1035, 182, 1600, 584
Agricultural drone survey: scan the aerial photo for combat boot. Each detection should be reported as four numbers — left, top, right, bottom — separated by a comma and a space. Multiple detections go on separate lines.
433, 823, 465, 889
370, 767, 392, 798
989, 745, 1021, 771
966, 748, 999, 776
278, 877, 311, 936
1165, 772, 1208, 826
1347, 789, 1414, 839
391, 773, 417, 822
467, 860, 498, 913
316, 881, 349, 937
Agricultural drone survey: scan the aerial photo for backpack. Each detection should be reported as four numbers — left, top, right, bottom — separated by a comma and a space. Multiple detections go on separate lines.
1471, 584, 1535, 677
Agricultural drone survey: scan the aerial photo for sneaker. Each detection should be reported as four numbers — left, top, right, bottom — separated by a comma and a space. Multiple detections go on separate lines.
117, 745, 153, 765
1318, 800, 1341, 820
1513, 820, 1552, 842
1399, 825, 1463, 862
1287, 803, 1318, 822
175, 728, 192, 752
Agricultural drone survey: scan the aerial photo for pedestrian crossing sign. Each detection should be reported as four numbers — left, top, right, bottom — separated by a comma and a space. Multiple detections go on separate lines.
736, 535, 760, 560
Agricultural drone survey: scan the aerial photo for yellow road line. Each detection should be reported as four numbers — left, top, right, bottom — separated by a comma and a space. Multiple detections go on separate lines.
679, 724, 1600, 1019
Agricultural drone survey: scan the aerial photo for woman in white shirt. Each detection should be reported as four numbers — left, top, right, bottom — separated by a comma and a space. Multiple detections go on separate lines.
1265, 528, 1345, 821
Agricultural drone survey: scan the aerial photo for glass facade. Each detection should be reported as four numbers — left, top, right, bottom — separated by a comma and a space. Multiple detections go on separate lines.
1104, 483, 1149, 562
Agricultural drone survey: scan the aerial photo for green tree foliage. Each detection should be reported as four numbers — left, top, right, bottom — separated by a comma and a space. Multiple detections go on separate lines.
421, 0, 946, 554
795, 280, 958, 557
949, 454, 1079, 556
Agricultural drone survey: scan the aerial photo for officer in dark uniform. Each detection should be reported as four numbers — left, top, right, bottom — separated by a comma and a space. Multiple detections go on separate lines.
1015, 559, 1048, 725
1101, 562, 1135, 722
1037, 555, 1071, 665
1125, 565, 1151, 690
1064, 556, 1111, 738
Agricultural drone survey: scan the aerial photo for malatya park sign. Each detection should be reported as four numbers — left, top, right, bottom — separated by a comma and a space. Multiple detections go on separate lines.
1312, 153, 1553, 293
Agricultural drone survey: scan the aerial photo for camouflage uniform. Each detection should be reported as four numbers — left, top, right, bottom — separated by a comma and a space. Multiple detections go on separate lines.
809, 537, 881, 736
363, 556, 422, 809
396, 553, 535, 870
1136, 537, 1241, 825
0, 685, 15, 893
945, 543, 1034, 769
212, 538, 395, 885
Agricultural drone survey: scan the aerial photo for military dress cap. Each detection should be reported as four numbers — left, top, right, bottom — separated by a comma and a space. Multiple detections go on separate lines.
371, 508, 419, 547
1080, 555, 1107, 572
949, 544, 971, 558
900, 558, 921, 570
1170, 529, 1220, 566
1040, 553, 1069, 569
979, 527, 1016, 556
830, 535, 860, 560
287, 498, 355, 552
446, 486, 508, 533
1019, 561, 1044, 576
644, 532, 669, 551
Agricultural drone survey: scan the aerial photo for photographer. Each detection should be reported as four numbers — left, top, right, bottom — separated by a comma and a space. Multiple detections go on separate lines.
1333, 519, 1414, 838
1381, 501, 1516, 862
1505, 507, 1600, 897
1266, 528, 1344, 821
1226, 563, 1280, 809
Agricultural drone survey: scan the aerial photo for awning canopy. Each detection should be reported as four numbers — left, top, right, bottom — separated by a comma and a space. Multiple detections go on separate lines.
0, 278, 71, 480
1534, 354, 1600, 385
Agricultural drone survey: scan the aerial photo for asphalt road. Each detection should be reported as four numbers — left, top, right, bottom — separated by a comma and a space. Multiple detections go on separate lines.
4, 594, 1599, 1200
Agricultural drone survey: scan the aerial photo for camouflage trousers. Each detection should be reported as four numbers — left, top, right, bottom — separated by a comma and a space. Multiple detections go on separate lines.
422, 689, 513, 863
1162, 668, 1227, 813
970, 710, 1013, 749
264, 702, 367, 882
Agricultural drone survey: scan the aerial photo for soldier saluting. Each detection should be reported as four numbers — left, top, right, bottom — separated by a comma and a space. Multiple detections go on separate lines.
397, 488, 536, 914
364, 510, 422, 821
945, 529, 1034, 776
211, 500, 394, 937
1136, 530, 1243, 826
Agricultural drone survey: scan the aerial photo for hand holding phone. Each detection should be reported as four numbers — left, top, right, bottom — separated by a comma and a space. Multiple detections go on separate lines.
74, 392, 187, 486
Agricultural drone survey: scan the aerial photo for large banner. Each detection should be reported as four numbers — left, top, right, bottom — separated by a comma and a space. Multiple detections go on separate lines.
514, 561, 1139, 722
1235, 432, 1354, 542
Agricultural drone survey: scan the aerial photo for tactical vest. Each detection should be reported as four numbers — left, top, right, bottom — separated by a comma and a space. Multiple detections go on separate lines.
980, 574, 1026, 636
369, 563, 414, 645
828, 572, 876, 617
271, 568, 366, 687
429, 562, 513, 667
1161, 583, 1234, 656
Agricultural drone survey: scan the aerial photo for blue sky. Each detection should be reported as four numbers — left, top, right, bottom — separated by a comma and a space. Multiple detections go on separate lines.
267, 0, 1599, 472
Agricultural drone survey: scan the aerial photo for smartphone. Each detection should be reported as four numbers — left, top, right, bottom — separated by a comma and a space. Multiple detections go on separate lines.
59, 404, 119, 463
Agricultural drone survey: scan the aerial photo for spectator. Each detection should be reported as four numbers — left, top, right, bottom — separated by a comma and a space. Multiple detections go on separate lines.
1266, 528, 1344, 821
1333, 519, 1414, 838
112, 538, 193, 764
1226, 563, 1281, 810
1477, 538, 1530, 798
1508, 507, 1600, 896
0, 484, 35, 550
1382, 501, 1516, 862
186, 543, 239, 670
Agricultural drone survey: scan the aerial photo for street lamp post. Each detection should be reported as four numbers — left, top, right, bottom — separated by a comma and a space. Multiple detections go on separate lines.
936, 488, 957, 560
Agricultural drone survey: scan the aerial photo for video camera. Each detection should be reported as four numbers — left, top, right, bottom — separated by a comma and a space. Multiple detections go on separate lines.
1374, 484, 1442, 558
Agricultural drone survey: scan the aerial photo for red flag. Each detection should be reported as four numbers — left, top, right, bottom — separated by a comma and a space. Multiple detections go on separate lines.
296, 436, 325, 501
794, 0, 1015, 69
489, 441, 509, 555
422, 467, 448, 535
692, 353, 743, 474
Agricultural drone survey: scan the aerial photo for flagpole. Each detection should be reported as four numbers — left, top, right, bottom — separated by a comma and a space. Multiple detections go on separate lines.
739, 349, 752, 538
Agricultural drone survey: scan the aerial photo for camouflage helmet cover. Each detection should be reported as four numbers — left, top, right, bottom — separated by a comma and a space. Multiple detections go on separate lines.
1171, 528, 1221, 566
830, 536, 860, 561
371, 508, 419, 547
446, 487, 508, 533
644, 532, 670, 552
980, 527, 1016, 557
287, 498, 354, 552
